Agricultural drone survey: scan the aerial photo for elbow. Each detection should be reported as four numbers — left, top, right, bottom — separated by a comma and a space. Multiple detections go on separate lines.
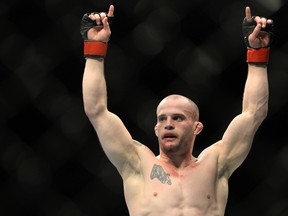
262, 104, 268, 120
84, 102, 107, 120
248, 102, 268, 125
258, 101, 269, 122
244, 95, 269, 123
256, 109, 268, 126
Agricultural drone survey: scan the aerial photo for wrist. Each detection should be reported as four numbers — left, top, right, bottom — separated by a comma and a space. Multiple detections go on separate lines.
84, 40, 108, 59
247, 47, 270, 65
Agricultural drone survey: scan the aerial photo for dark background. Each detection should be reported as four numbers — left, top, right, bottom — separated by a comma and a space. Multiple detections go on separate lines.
1, 0, 288, 215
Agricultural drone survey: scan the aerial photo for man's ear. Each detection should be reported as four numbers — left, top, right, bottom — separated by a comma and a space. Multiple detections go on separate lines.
194, 122, 203, 135
154, 125, 158, 137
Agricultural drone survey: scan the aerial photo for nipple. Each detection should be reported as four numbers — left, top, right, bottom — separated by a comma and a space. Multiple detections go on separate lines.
153, 192, 158, 197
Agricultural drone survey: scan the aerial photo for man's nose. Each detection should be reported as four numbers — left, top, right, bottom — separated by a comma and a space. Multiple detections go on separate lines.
165, 124, 174, 130
165, 118, 174, 130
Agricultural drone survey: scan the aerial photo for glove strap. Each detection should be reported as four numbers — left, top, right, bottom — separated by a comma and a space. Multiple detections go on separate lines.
247, 48, 270, 65
84, 41, 108, 59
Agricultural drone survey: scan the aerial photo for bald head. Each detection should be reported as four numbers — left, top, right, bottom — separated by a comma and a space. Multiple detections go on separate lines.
157, 94, 200, 121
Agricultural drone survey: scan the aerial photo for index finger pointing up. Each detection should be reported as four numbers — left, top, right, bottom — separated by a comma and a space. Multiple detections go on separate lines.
245, 6, 252, 22
108, 5, 114, 17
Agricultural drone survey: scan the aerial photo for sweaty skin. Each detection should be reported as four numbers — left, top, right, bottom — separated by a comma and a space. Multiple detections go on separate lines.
82, 5, 270, 216
123, 139, 228, 216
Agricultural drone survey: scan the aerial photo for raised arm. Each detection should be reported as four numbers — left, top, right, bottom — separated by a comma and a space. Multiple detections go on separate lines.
81, 5, 140, 175
217, 6, 273, 177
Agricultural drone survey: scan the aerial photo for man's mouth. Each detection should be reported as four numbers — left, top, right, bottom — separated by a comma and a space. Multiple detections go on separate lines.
163, 133, 177, 139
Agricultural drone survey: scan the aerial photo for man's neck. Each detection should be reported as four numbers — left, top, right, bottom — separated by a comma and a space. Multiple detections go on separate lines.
158, 152, 197, 169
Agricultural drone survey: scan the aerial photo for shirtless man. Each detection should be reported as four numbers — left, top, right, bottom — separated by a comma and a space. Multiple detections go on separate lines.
80, 5, 273, 216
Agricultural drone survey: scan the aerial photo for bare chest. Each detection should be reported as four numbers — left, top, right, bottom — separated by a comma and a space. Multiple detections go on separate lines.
147, 162, 218, 204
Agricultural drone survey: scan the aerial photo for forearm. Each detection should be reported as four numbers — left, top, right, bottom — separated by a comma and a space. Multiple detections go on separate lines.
82, 58, 107, 117
80, 6, 113, 119
242, 63, 269, 122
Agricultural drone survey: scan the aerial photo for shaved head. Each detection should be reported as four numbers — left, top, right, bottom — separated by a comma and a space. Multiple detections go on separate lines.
157, 94, 199, 121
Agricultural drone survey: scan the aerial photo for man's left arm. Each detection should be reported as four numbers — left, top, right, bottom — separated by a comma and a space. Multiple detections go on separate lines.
216, 6, 273, 177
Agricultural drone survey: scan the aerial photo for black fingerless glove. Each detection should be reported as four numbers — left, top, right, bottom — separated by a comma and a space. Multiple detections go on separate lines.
242, 16, 274, 48
80, 13, 113, 59
80, 13, 113, 40
242, 16, 274, 65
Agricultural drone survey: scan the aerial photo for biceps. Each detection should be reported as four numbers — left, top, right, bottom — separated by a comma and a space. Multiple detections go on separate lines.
90, 110, 136, 169
219, 113, 258, 175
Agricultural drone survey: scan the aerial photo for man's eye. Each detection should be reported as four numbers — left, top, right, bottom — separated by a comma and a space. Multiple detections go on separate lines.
173, 116, 183, 121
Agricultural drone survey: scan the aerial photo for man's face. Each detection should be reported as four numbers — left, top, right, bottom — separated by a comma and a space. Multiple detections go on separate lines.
154, 99, 197, 153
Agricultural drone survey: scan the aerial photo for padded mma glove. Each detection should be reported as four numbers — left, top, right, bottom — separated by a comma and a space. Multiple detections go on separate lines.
242, 16, 274, 65
80, 12, 113, 59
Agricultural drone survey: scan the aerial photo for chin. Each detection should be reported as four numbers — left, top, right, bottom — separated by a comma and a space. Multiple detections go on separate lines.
163, 142, 180, 152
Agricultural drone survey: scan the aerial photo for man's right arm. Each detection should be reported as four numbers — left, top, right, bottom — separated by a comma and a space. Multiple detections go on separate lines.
81, 6, 140, 175
83, 58, 136, 172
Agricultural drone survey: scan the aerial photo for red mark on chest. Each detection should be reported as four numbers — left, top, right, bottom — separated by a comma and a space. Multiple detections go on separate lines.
191, 160, 198, 168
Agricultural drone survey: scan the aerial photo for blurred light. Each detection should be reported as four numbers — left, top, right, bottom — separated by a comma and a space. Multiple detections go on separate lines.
256, 0, 283, 12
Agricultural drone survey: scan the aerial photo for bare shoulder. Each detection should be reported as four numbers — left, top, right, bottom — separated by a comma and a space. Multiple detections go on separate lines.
132, 140, 147, 148
196, 141, 229, 177
132, 140, 156, 156
123, 140, 156, 173
122, 140, 157, 182
197, 141, 222, 160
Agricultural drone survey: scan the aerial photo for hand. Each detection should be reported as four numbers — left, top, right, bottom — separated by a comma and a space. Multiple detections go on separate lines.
245, 6, 273, 48
87, 5, 114, 42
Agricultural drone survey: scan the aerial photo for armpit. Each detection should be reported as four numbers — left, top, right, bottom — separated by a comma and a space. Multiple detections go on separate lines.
133, 140, 143, 146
